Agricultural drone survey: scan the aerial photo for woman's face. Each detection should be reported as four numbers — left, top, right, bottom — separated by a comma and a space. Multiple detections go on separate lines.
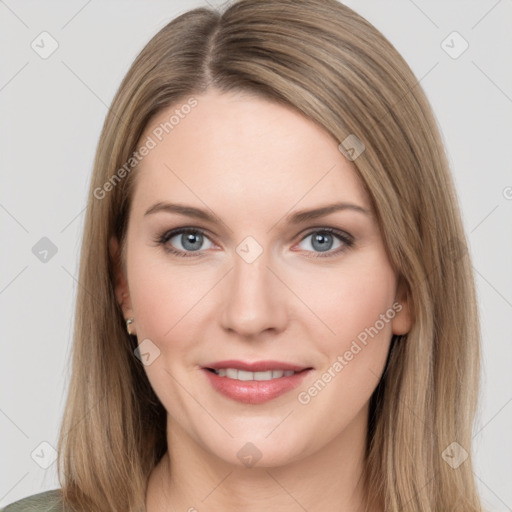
112, 89, 410, 467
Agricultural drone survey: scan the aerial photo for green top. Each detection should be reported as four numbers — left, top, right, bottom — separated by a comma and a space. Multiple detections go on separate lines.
1, 489, 63, 512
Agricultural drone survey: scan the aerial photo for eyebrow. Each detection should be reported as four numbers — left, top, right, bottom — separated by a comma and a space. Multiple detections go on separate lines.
144, 201, 370, 224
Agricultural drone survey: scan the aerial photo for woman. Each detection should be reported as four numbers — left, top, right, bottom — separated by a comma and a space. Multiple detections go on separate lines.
2, 0, 483, 510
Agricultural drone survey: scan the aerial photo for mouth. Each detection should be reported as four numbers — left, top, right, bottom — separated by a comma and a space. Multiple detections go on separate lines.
201, 360, 314, 404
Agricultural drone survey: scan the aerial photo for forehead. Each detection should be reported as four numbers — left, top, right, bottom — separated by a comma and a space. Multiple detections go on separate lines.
131, 90, 370, 214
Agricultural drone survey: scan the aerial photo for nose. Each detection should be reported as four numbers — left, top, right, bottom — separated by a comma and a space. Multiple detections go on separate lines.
219, 250, 288, 338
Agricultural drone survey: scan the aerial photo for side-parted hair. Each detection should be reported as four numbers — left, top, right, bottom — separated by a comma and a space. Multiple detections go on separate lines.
57, 1, 482, 510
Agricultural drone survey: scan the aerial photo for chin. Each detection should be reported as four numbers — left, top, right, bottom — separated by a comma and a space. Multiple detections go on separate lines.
203, 429, 311, 469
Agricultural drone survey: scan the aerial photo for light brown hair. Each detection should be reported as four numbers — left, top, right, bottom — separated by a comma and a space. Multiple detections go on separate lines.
57, 1, 482, 510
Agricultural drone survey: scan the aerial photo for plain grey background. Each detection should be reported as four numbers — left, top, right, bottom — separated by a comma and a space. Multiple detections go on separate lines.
1, 0, 511, 509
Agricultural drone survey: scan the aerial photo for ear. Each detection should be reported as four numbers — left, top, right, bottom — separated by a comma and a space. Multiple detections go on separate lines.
109, 236, 132, 317
391, 276, 412, 335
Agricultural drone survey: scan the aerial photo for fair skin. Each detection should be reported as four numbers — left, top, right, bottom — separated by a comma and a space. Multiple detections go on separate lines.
111, 89, 411, 512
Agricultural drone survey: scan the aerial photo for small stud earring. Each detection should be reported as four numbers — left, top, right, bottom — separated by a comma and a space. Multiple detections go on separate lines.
126, 318, 135, 335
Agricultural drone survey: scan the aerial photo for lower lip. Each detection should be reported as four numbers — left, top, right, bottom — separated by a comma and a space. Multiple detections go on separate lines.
202, 368, 312, 404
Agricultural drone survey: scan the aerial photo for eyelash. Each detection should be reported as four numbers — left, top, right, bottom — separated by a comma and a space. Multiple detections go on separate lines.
154, 227, 354, 259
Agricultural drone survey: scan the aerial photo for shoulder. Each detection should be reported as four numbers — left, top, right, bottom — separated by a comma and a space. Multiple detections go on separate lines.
1, 489, 63, 512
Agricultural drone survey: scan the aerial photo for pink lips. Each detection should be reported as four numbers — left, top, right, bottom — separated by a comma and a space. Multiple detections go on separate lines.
201, 360, 313, 404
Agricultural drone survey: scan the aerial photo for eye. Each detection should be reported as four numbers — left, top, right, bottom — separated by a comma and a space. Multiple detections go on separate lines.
156, 228, 214, 257
296, 228, 353, 258
155, 227, 354, 258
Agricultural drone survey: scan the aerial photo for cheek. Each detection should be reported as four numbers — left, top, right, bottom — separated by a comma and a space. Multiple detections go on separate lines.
295, 256, 397, 413
306, 256, 397, 346
127, 249, 206, 341
126, 253, 206, 408
301, 254, 397, 400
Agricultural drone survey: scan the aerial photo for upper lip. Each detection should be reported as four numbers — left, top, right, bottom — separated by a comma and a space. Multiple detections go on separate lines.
203, 360, 312, 372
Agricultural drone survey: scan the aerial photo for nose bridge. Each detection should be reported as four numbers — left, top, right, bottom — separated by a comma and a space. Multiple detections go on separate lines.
220, 244, 287, 336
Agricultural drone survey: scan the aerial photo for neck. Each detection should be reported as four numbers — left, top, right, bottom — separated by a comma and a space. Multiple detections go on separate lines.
146, 404, 374, 512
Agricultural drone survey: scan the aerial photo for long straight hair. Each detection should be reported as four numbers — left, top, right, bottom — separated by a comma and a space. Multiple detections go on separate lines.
56, 1, 482, 510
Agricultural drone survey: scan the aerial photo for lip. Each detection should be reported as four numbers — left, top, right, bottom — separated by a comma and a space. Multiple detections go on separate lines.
202, 360, 311, 372
202, 367, 313, 405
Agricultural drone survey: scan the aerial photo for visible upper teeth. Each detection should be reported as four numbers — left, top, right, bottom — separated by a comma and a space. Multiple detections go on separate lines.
213, 368, 296, 380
